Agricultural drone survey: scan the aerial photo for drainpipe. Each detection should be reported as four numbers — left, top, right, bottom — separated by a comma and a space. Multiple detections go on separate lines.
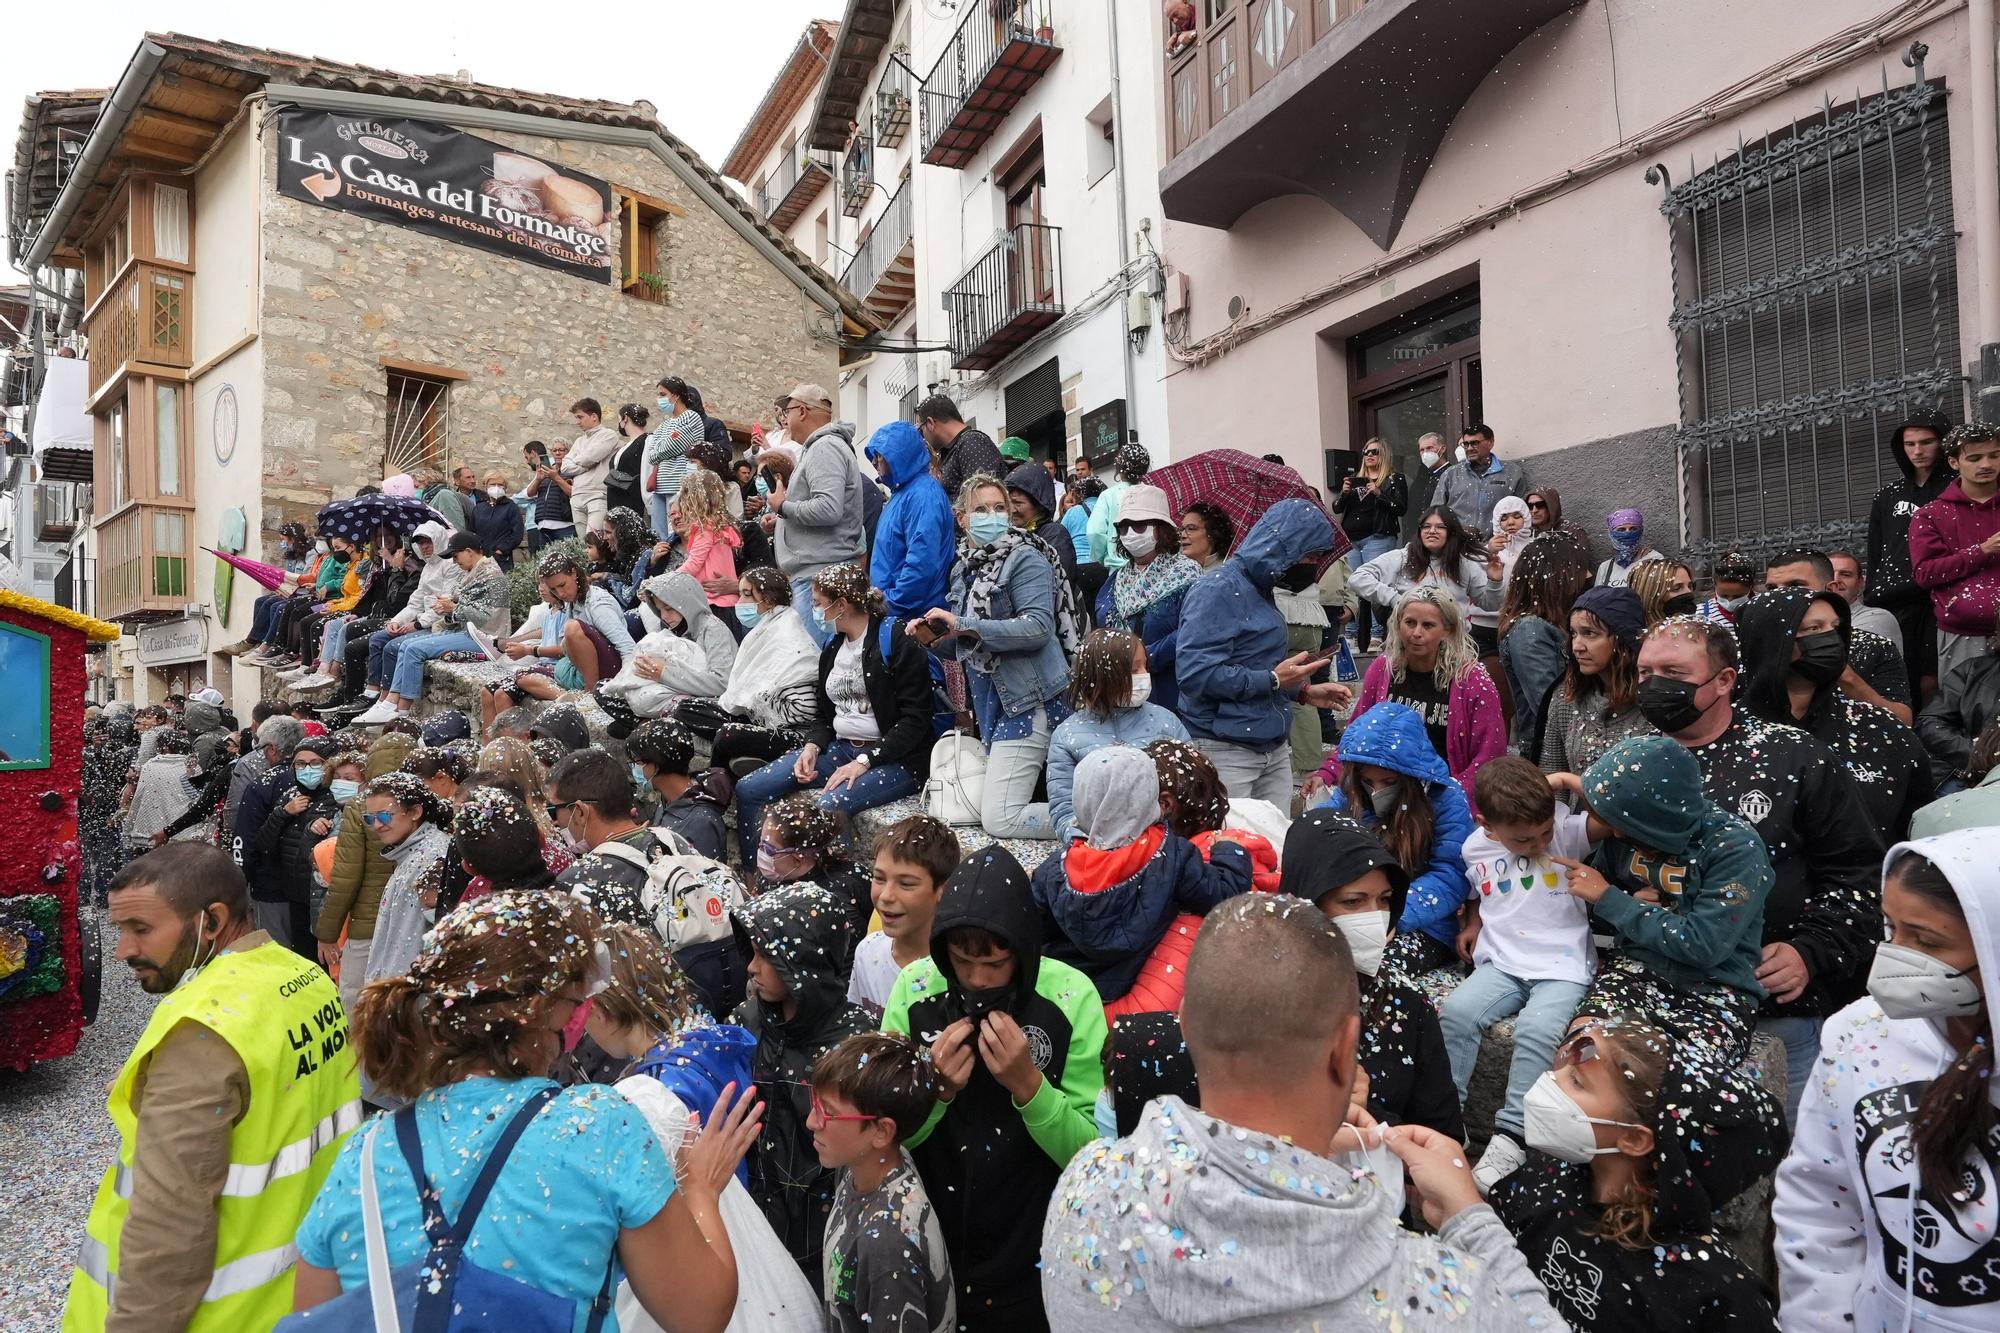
23, 39, 170, 272
1969, 0, 2000, 413
1106, 0, 1139, 447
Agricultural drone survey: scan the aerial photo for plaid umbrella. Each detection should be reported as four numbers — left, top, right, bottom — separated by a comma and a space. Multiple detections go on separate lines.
201, 547, 289, 592
316, 493, 447, 543
1147, 449, 1349, 570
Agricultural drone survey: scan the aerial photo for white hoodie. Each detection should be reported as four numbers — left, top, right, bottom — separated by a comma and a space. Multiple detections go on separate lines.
1774, 829, 2000, 1333
386, 521, 459, 631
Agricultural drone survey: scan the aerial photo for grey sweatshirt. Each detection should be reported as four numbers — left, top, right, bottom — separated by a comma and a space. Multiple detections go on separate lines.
774, 420, 865, 580
1041, 1097, 1569, 1332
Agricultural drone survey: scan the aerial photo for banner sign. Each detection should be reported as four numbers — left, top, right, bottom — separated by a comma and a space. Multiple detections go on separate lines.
275, 109, 615, 283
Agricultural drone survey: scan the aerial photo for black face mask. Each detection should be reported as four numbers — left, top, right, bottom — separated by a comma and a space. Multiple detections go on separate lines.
954, 984, 1012, 1026
1792, 631, 1847, 686
1637, 673, 1713, 733
1661, 593, 1699, 619
1278, 561, 1320, 593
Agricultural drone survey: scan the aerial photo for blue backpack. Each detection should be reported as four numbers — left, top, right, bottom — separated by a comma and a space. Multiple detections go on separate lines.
276, 1087, 615, 1333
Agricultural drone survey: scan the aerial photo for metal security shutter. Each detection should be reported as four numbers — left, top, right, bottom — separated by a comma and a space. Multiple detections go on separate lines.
1005, 357, 1063, 436
1660, 65, 1962, 566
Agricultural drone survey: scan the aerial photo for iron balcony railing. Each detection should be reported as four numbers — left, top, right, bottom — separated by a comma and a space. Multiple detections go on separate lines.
842, 179, 914, 299
943, 222, 1063, 371
758, 148, 837, 221
920, 0, 1059, 167
875, 60, 914, 148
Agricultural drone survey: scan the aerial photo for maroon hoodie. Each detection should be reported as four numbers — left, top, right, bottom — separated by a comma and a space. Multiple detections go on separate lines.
1910, 479, 2000, 634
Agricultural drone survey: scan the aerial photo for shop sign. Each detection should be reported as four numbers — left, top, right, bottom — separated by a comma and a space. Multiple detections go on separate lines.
276, 109, 615, 284
135, 616, 207, 667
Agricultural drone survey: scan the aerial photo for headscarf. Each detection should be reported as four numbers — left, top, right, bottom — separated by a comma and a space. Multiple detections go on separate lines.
604, 506, 654, 563
1111, 550, 1199, 626
1608, 507, 1646, 566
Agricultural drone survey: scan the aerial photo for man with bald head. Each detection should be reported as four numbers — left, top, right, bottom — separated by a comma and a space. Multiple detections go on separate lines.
1040, 894, 1563, 1331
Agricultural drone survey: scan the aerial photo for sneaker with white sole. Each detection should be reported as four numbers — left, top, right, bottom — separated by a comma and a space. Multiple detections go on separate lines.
353, 699, 403, 726
1473, 1132, 1527, 1196
291, 673, 338, 692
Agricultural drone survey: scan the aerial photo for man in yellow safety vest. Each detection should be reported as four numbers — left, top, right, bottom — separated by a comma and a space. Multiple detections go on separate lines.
62, 842, 361, 1331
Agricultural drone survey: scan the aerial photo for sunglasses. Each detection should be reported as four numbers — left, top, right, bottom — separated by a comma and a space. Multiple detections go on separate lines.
360, 810, 396, 829
758, 839, 813, 860
1527, 500, 1549, 511
810, 1091, 879, 1125
546, 800, 582, 821
1553, 1028, 1610, 1070
1361, 450, 1383, 458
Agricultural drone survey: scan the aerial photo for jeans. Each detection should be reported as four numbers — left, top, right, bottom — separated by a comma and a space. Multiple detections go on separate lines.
792, 575, 833, 647
337, 935, 373, 1014
366, 627, 407, 687
733, 738, 918, 864
250, 594, 286, 644
529, 524, 576, 553
1193, 737, 1294, 807
1439, 965, 1589, 1138
1346, 534, 1396, 645
648, 492, 678, 543
982, 706, 1055, 839
388, 629, 478, 698
319, 614, 355, 666
1757, 1014, 1823, 1129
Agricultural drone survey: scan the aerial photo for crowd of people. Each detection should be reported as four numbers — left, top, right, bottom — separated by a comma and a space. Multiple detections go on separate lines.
61, 399, 2000, 1333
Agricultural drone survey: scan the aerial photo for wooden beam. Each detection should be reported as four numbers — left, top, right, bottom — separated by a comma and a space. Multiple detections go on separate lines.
155, 72, 243, 118
118, 133, 200, 164
379, 355, 470, 383
615, 187, 686, 218
134, 106, 227, 138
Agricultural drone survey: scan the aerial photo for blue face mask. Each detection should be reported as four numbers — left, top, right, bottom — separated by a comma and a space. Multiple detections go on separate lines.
656, 396, 673, 412
329, 778, 361, 803
294, 766, 324, 790
812, 605, 834, 632
737, 604, 761, 627
755, 475, 770, 497
969, 512, 1011, 546
631, 763, 652, 790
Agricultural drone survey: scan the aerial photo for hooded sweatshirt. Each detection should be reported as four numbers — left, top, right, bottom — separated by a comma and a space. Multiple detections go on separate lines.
1917, 652, 2000, 781
865, 420, 956, 618
730, 884, 874, 1280
775, 420, 865, 580
1494, 1029, 1788, 1331
1774, 830, 2000, 1333
1006, 462, 1079, 583
386, 522, 460, 631
630, 570, 738, 701
1736, 588, 1934, 842
1176, 499, 1335, 749
882, 846, 1107, 1327
1911, 478, 2000, 636
1029, 745, 1252, 1004
1868, 425, 1953, 614
1685, 709, 1885, 1017
1042, 1096, 1567, 1332
1317, 702, 1475, 950
1582, 736, 1773, 998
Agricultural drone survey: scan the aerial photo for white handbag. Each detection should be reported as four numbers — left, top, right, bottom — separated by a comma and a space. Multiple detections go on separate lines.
924, 730, 988, 827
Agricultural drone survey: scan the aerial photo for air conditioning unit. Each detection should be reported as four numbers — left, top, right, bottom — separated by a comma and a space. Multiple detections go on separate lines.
33, 483, 77, 542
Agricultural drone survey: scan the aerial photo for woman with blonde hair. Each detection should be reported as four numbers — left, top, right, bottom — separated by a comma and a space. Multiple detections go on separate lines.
1623, 557, 1678, 626
671, 468, 745, 636
1310, 585, 1505, 804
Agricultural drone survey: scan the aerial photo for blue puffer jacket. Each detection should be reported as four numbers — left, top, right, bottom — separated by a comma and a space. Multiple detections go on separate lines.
1048, 703, 1190, 841
864, 421, 955, 619
935, 537, 1072, 721
1175, 499, 1334, 749
1318, 702, 1474, 949
1094, 572, 1192, 716
631, 1022, 758, 1184
1029, 828, 1253, 1001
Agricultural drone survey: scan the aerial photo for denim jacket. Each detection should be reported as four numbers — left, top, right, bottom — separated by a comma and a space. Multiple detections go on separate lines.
936, 542, 1071, 720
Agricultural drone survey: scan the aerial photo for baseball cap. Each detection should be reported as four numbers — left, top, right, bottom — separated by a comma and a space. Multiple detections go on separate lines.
780, 383, 833, 413
445, 530, 484, 556
190, 687, 225, 707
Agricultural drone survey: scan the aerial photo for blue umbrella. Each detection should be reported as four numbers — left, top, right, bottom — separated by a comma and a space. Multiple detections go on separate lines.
316, 493, 447, 543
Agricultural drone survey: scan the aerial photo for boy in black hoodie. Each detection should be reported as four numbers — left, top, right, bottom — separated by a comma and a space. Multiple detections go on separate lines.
1865, 411, 1953, 697
732, 883, 874, 1285
882, 846, 1107, 1333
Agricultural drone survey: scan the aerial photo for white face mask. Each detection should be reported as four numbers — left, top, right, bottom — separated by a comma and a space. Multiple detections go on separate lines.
1331, 909, 1390, 978
1419, 450, 1442, 470
487, 485, 505, 499
1128, 672, 1152, 709
1120, 529, 1157, 560
1867, 941, 1984, 1020
1521, 1072, 1642, 1163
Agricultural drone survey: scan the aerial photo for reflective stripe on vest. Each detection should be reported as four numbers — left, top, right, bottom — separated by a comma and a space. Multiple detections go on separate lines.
76, 1234, 301, 1304
111, 1099, 364, 1200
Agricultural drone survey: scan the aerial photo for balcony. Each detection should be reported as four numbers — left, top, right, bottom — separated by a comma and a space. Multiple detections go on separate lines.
943, 223, 1063, 371
875, 60, 913, 149
1161, 0, 1584, 245
920, 0, 1061, 169
758, 149, 837, 231
84, 261, 191, 397
842, 132, 875, 219
841, 180, 917, 325
94, 501, 192, 622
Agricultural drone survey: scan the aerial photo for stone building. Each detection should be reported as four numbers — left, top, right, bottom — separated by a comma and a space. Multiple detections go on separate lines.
9, 33, 872, 707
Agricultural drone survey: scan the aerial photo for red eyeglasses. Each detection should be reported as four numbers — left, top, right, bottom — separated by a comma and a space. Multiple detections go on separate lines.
810, 1092, 879, 1125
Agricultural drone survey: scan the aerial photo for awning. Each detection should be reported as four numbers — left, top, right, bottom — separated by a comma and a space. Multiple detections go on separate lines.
31, 356, 91, 482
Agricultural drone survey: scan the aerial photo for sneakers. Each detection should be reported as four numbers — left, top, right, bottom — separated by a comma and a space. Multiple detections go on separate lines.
220, 638, 258, 657
1473, 1132, 1527, 1196
290, 673, 338, 692
242, 645, 280, 666
353, 698, 403, 727
728, 756, 767, 779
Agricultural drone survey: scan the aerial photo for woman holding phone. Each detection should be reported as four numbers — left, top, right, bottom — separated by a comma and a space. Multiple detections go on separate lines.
1333, 437, 1407, 651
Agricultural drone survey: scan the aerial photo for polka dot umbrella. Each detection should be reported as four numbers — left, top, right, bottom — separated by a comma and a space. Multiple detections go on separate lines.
316, 493, 448, 544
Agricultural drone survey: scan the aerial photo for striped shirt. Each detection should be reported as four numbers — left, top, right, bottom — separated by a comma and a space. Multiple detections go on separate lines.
646, 409, 702, 497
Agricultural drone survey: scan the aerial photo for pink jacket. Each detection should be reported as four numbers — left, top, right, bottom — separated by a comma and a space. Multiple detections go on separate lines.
681, 523, 742, 605
1316, 656, 1506, 813
1911, 481, 2000, 636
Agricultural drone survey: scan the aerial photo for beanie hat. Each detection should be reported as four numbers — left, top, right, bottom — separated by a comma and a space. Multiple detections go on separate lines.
1573, 585, 1645, 654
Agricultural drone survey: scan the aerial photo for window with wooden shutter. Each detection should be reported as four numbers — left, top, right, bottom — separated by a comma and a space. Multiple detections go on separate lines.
1662, 69, 1962, 566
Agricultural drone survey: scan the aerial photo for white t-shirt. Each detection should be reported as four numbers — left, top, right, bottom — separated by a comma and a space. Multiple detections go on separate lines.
828, 634, 881, 743
1463, 807, 1596, 985
848, 932, 910, 1012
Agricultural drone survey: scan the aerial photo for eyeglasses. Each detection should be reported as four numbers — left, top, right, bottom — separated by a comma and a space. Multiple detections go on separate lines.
757, 839, 811, 861
360, 811, 396, 829
810, 1091, 879, 1125
1176, 522, 1204, 535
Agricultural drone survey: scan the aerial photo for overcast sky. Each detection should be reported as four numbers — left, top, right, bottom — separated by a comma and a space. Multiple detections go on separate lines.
4, 0, 840, 275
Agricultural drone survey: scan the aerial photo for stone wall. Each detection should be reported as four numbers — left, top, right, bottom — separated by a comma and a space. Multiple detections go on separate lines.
254, 122, 838, 536
1513, 423, 1683, 572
